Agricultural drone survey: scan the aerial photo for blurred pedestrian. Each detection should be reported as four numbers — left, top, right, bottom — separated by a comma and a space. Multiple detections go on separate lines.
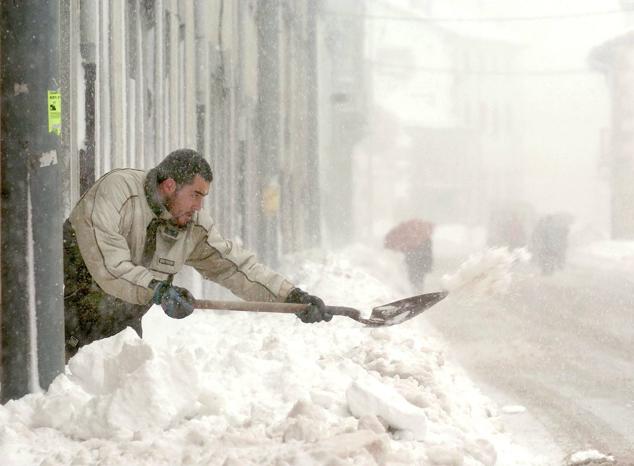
487, 202, 533, 249
530, 213, 572, 275
384, 219, 434, 292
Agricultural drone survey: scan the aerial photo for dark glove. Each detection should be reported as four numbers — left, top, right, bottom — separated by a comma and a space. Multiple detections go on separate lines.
286, 288, 332, 323
150, 279, 195, 319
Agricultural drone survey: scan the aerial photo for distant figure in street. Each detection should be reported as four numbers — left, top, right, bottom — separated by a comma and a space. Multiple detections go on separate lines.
384, 219, 434, 292
64, 149, 332, 361
487, 202, 534, 249
530, 213, 573, 275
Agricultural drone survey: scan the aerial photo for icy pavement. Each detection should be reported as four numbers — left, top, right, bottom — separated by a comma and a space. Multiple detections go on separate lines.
0, 245, 544, 465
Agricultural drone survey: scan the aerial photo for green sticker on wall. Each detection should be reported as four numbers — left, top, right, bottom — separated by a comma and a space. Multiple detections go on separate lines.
48, 91, 61, 135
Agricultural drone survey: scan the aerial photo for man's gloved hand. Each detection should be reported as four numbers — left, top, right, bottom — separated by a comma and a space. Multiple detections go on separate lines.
286, 288, 333, 323
150, 279, 195, 319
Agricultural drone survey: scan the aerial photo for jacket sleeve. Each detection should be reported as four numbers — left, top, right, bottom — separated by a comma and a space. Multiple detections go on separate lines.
186, 220, 295, 303
70, 175, 155, 305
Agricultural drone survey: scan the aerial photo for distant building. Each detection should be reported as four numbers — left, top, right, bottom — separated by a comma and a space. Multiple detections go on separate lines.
362, 0, 523, 229
318, 0, 369, 248
589, 31, 634, 238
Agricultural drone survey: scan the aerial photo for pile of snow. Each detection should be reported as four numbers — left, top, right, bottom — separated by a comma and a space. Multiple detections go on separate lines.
0, 245, 538, 465
441, 247, 530, 299
567, 449, 615, 465
347, 377, 427, 441
500, 405, 527, 415
570, 240, 634, 273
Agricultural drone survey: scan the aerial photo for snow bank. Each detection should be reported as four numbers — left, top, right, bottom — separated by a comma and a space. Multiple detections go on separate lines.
0, 245, 537, 465
570, 239, 634, 273
33, 328, 200, 440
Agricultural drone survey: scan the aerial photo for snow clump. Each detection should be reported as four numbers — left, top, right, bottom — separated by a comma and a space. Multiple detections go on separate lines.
441, 247, 530, 299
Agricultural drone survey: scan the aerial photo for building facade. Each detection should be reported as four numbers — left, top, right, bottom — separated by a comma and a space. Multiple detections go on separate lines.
590, 31, 634, 238
59, 0, 349, 265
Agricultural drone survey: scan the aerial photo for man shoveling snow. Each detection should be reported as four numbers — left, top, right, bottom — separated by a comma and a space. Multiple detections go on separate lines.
63, 149, 332, 361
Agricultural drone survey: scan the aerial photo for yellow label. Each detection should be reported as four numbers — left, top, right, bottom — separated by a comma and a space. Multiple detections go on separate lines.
262, 184, 280, 215
48, 91, 61, 135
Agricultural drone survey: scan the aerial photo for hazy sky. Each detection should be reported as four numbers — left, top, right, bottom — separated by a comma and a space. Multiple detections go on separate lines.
363, 0, 631, 233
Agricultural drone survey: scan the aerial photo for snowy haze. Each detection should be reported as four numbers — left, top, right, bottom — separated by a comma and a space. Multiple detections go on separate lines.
3, 1, 633, 465
352, 0, 629, 241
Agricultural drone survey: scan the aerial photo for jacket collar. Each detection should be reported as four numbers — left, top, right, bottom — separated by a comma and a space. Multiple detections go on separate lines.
144, 168, 167, 218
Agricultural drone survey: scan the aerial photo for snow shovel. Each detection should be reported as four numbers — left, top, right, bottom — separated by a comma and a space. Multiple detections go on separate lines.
193, 290, 448, 327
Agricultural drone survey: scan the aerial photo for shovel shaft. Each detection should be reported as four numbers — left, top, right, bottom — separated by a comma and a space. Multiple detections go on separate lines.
193, 299, 362, 319
194, 299, 307, 313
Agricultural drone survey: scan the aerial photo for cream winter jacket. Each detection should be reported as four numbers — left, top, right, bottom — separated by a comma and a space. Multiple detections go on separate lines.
69, 168, 295, 305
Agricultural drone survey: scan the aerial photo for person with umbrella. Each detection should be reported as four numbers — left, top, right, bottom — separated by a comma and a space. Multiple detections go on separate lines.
384, 219, 434, 292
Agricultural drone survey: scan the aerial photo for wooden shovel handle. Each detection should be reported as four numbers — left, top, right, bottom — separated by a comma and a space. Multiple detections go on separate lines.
194, 299, 307, 313
193, 299, 362, 321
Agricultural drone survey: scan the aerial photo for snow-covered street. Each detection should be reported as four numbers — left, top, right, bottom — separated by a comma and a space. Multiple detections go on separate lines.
3, 231, 634, 465
423, 239, 634, 465
0, 245, 543, 466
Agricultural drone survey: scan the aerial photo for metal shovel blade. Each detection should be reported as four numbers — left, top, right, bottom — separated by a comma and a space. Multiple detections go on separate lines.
362, 290, 449, 327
